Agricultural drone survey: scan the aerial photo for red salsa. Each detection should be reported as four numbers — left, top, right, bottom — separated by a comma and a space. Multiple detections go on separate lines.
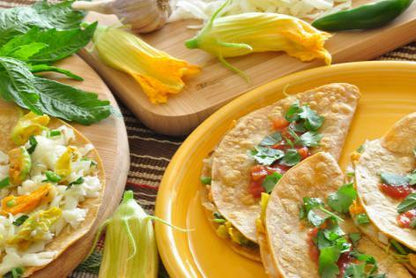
397, 209, 416, 228
379, 183, 414, 200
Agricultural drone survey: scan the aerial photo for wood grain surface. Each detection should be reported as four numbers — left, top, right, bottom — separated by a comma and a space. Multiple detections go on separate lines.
28, 55, 130, 278
79, 4, 416, 136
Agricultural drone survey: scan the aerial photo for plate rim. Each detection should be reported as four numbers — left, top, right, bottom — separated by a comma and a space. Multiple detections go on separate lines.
155, 60, 416, 277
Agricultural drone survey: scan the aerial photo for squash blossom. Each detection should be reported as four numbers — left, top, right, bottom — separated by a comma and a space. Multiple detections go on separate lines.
92, 26, 200, 104
185, 0, 332, 79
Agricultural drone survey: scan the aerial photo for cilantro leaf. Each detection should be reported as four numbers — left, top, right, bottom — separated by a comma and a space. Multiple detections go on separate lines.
12, 215, 29, 226
285, 101, 302, 122
0, 177, 10, 189
397, 193, 416, 213
308, 210, 328, 227
27, 136, 38, 154
302, 197, 343, 226
251, 146, 284, 165
319, 246, 340, 278
4, 267, 24, 278
259, 132, 282, 146
327, 183, 357, 214
262, 172, 282, 193
299, 105, 324, 131
289, 121, 306, 133
349, 232, 361, 247
298, 131, 322, 147
281, 149, 301, 166
344, 263, 366, 278
356, 213, 370, 225
380, 172, 409, 186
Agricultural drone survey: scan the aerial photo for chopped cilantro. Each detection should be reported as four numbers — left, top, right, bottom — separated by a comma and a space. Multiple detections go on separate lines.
285, 101, 302, 122
4, 267, 24, 278
298, 105, 324, 131
289, 121, 306, 133
67, 177, 84, 189
356, 213, 370, 225
261, 172, 282, 193
13, 215, 28, 226
251, 146, 284, 165
27, 135, 37, 154
200, 176, 212, 185
301, 197, 343, 227
259, 132, 282, 146
318, 245, 340, 278
397, 193, 416, 213
349, 232, 361, 246
0, 177, 10, 189
356, 145, 365, 153
298, 131, 322, 147
380, 172, 409, 186
48, 130, 61, 137
281, 149, 301, 166
327, 183, 357, 214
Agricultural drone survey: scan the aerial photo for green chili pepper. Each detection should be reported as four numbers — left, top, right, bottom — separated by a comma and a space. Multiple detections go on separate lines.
312, 0, 413, 31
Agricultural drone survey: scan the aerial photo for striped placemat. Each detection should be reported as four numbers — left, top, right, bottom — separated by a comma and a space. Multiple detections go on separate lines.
2, 1, 416, 277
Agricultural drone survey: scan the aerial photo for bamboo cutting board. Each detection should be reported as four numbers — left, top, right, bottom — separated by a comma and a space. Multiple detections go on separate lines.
80, 3, 416, 136
27, 55, 130, 277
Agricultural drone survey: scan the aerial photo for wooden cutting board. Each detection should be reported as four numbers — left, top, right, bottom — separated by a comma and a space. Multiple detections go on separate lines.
80, 3, 416, 136
26, 55, 130, 277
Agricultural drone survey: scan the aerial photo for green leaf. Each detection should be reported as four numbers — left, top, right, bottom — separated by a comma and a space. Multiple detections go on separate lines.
4, 267, 24, 278
407, 170, 416, 186
0, 57, 41, 114
344, 263, 366, 278
380, 172, 409, 186
356, 213, 370, 225
281, 149, 301, 166
323, 224, 344, 241
12, 215, 29, 226
303, 197, 325, 212
397, 193, 416, 213
0, 177, 10, 189
30, 64, 83, 81
262, 172, 282, 193
33, 76, 112, 125
289, 121, 306, 133
67, 176, 84, 189
0, 1, 85, 46
285, 101, 302, 122
299, 105, 324, 131
319, 246, 340, 278
299, 131, 323, 147
251, 146, 284, 165
349, 232, 361, 246
0, 24, 96, 64
259, 132, 282, 146
27, 136, 38, 154
317, 229, 333, 250
350, 251, 378, 275
327, 183, 357, 214
44, 171, 62, 183
308, 210, 328, 227
0, 42, 47, 61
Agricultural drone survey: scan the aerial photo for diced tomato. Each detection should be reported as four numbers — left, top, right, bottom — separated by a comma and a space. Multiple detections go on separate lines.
271, 163, 290, 173
297, 147, 310, 160
379, 184, 414, 200
271, 141, 287, 150
251, 165, 269, 181
272, 117, 289, 130
337, 252, 356, 278
248, 181, 264, 199
307, 228, 319, 263
397, 209, 416, 228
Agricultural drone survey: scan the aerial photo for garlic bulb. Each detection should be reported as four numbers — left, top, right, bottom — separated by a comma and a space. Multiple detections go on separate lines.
72, 0, 171, 33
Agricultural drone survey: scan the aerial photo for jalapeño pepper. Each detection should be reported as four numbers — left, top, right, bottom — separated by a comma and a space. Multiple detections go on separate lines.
312, 0, 413, 31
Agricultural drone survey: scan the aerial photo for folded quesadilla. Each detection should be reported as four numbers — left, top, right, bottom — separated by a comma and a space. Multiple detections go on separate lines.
201, 83, 360, 260
351, 112, 416, 273
0, 102, 105, 277
258, 152, 411, 278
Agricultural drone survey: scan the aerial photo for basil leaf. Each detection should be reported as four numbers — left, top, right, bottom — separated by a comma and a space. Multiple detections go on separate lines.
27, 136, 38, 154
251, 146, 284, 166
12, 215, 29, 226
327, 183, 357, 214
299, 131, 323, 147
319, 246, 340, 278
0, 1, 84, 46
380, 172, 409, 186
0, 24, 96, 64
356, 213, 370, 225
262, 172, 282, 193
397, 193, 416, 213
0, 177, 10, 189
299, 105, 324, 131
259, 132, 282, 146
281, 149, 301, 166
0, 57, 41, 114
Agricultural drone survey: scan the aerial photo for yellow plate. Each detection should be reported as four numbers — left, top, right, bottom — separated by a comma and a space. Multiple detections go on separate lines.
155, 61, 416, 277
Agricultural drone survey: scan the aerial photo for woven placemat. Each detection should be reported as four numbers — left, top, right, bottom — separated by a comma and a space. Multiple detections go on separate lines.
2, 1, 416, 277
